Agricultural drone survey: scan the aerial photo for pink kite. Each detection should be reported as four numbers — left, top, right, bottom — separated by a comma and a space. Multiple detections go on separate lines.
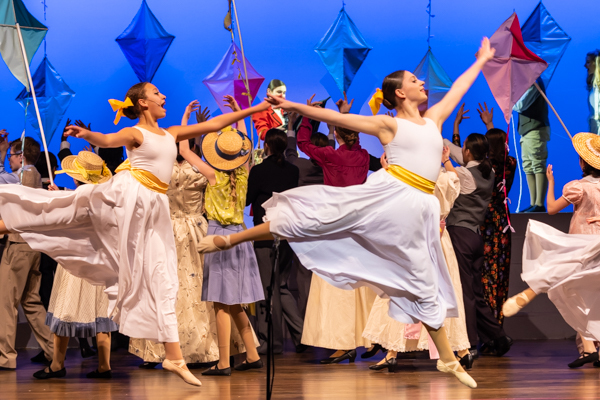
482, 13, 548, 123
203, 42, 264, 114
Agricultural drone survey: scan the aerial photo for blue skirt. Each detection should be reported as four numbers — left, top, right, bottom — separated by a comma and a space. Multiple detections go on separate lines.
202, 221, 264, 305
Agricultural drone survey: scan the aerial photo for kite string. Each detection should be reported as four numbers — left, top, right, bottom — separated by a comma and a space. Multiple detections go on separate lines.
19, 99, 29, 184
231, 0, 256, 150
511, 114, 523, 212
41, 0, 47, 56
426, 0, 434, 48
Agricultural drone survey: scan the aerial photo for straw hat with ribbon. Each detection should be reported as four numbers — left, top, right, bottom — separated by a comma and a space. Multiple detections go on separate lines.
199, 126, 251, 171
573, 132, 600, 170
57, 151, 112, 184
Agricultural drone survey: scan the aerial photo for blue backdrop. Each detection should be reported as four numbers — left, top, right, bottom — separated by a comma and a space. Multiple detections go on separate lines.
1, 0, 599, 214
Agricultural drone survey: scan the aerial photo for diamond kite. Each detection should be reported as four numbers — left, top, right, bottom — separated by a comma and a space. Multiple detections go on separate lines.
482, 13, 548, 123
414, 49, 453, 108
16, 57, 75, 144
203, 42, 264, 114
0, 0, 47, 90
116, 0, 175, 82
315, 7, 372, 94
521, 2, 570, 89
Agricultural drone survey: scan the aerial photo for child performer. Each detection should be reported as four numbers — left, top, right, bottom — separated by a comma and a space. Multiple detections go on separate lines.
179, 96, 263, 376
198, 38, 498, 389
503, 132, 600, 368
0, 82, 269, 386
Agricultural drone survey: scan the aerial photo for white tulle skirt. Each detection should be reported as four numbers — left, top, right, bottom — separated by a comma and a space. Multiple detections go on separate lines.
522, 220, 600, 341
264, 169, 457, 329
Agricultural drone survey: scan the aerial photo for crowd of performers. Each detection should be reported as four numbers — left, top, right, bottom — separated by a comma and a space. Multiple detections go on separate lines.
0, 41, 599, 390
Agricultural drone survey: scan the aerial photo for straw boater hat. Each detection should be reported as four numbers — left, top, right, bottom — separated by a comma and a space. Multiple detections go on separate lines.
57, 151, 112, 184
200, 127, 251, 171
573, 132, 600, 170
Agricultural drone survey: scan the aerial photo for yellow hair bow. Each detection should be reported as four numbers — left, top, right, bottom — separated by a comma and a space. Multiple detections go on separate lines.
108, 97, 134, 125
368, 88, 384, 115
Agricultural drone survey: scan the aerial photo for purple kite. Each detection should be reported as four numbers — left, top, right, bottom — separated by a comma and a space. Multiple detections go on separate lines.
482, 13, 548, 123
203, 42, 264, 114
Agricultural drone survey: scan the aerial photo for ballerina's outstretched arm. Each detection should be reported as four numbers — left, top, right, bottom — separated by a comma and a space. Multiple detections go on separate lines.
170, 100, 266, 142
263, 94, 397, 145
425, 37, 495, 132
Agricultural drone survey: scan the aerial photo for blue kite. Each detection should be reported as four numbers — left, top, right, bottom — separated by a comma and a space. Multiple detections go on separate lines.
521, 2, 571, 89
0, 0, 47, 91
315, 6, 372, 94
414, 49, 453, 108
15, 57, 75, 144
116, 0, 174, 82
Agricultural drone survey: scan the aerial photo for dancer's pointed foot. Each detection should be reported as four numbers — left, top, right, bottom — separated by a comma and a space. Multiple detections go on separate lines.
437, 359, 477, 388
503, 292, 531, 317
162, 359, 202, 386
198, 235, 232, 254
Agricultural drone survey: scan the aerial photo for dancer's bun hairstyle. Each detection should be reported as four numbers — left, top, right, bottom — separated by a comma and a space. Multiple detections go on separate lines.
123, 82, 149, 120
381, 70, 406, 110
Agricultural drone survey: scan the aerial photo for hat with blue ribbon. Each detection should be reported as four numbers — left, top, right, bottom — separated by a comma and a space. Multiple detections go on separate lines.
199, 126, 251, 171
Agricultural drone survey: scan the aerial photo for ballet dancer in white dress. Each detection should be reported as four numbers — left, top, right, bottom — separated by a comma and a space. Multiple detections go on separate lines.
199, 38, 497, 389
0, 82, 269, 386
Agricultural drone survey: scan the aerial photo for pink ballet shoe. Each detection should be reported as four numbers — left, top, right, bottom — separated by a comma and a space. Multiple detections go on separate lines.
437, 359, 477, 388
502, 292, 530, 317
198, 235, 232, 253
162, 359, 202, 386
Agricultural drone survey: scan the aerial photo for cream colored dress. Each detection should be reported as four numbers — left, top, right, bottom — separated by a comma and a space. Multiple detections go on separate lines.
302, 276, 376, 349
129, 161, 250, 363
362, 169, 471, 352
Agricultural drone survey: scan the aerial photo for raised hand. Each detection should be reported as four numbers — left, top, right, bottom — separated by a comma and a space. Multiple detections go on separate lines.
61, 118, 72, 142
0, 130, 8, 153
306, 94, 323, 108
385, 111, 396, 117
477, 102, 494, 128
335, 92, 354, 114
476, 37, 495, 63
195, 105, 211, 124
223, 95, 241, 112
288, 111, 299, 128
546, 164, 554, 183
454, 103, 470, 126
83, 144, 95, 153
181, 100, 200, 125
75, 120, 91, 130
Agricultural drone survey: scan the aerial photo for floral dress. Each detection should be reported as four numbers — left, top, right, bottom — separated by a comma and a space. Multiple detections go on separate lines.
480, 156, 516, 323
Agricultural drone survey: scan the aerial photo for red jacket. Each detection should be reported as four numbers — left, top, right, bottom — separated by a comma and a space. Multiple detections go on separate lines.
297, 117, 369, 187
252, 106, 285, 140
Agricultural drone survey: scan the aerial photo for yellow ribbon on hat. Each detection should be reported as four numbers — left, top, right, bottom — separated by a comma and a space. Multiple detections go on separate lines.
368, 88, 385, 115
108, 97, 134, 125
56, 159, 111, 184
115, 159, 169, 194
386, 164, 435, 195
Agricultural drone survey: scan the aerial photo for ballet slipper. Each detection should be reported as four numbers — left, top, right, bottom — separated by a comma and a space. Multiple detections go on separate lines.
502, 292, 530, 317
436, 359, 477, 388
162, 359, 202, 387
197, 235, 232, 254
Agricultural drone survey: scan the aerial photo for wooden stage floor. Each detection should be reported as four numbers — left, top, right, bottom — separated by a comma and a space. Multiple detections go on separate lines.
2, 340, 600, 400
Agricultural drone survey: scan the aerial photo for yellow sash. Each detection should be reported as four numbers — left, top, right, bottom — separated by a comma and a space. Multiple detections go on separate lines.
386, 164, 435, 195
115, 160, 169, 194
